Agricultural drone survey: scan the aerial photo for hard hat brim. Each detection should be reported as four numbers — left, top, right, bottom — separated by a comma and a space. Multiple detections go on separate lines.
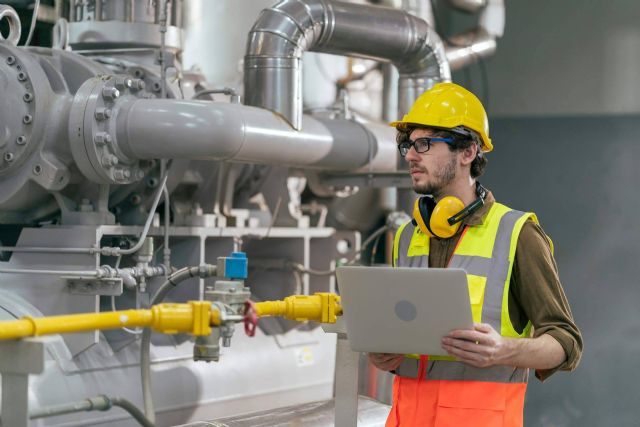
388, 120, 493, 153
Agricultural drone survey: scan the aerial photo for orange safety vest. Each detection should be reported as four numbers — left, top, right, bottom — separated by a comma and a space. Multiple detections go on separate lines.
387, 203, 539, 427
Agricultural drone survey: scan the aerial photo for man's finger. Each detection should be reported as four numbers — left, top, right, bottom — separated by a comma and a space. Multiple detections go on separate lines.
443, 337, 483, 353
474, 323, 494, 333
447, 330, 490, 344
442, 343, 483, 364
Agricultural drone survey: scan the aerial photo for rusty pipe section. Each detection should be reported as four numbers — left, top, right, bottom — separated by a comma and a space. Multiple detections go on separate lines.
244, 0, 450, 130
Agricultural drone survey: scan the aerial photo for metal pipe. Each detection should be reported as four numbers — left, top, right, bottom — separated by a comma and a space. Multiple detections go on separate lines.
158, 0, 168, 99
30, 397, 95, 419
126, 0, 134, 22
30, 395, 154, 427
445, 29, 496, 71
0, 246, 93, 254
402, 0, 435, 26
158, 0, 171, 281
41, 395, 157, 427
443, 0, 505, 70
118, 172, 168, 256
94, 0, 102, 21
449, 0, 488, 13
193, 88, 241, 104
244, 0, 450, 130
0, 268, 99, 276
54, 0, 62, 19
115, 100, 397, 172
141, 265, 218, 423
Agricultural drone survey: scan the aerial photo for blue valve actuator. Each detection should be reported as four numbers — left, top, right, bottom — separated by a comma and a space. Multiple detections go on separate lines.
218, 252, 248, 280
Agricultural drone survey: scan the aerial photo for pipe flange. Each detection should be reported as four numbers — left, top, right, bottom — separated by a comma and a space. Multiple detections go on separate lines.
127, 66, 168, 99
69, 75, 148, 184
0, 45, 41, 177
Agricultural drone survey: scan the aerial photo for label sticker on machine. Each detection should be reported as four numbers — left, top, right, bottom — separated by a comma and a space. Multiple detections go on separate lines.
294, 347, 315, 367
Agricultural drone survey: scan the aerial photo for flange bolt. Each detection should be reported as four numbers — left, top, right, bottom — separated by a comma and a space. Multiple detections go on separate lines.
102, 87, 120, 101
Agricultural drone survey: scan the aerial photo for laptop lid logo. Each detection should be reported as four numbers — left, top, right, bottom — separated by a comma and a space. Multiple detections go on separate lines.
395, 300, 417, 322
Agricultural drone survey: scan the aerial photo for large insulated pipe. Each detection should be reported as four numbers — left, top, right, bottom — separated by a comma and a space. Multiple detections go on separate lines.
69, 75, 395, 185
244, 0, 451, 130
114, 99, 395, 172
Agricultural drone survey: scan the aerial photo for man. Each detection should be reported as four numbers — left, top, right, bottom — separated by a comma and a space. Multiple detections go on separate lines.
369, 82, 582, 427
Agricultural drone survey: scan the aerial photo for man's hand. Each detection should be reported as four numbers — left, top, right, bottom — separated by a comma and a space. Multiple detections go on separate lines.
368, 353, 404, 371
441, 323, 567, 371
441, 323, 508, 368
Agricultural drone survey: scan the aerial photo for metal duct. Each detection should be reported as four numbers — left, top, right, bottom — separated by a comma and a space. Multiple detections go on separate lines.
113, 99, 396, 173
449, 0, 488, 13
444, 0, 505, 70
445, 28, 497, 71
244, 0, 451, 130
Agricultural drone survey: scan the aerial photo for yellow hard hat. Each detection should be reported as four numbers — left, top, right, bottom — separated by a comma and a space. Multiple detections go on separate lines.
390, 82, 493, 152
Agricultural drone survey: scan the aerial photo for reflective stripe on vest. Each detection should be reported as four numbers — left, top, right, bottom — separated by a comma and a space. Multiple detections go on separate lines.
392, 202, 535, 383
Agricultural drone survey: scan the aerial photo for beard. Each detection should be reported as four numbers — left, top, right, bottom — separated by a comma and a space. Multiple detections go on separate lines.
412, 155, 457, 198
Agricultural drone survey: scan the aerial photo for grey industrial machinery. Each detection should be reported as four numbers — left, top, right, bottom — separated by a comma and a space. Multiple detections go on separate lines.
0, 0, 503, 426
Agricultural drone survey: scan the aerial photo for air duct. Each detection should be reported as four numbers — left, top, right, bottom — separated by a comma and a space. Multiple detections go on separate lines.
244, 0, 451, 130
444, 0, 505, 70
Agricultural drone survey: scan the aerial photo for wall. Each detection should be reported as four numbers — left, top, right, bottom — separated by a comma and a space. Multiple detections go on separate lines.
445, 3, 640, 422
447, 0, 640, 117
485, 116, 640, 426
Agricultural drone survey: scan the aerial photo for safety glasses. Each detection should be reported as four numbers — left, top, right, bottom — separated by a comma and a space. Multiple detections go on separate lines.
397, 136, 454, 157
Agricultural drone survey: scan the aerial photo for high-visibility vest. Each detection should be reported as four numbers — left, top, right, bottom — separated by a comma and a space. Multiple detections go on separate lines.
387, 202, 542, 427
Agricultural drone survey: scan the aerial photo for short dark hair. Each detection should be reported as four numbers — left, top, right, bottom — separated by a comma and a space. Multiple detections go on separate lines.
396, 124, 488, 178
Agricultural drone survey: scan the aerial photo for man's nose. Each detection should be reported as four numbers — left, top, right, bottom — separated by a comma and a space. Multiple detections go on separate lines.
404, 145, 420, 162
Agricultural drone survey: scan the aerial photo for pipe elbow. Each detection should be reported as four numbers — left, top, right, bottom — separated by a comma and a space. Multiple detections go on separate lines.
395, 14, 451, 81
245, 0, 326, 59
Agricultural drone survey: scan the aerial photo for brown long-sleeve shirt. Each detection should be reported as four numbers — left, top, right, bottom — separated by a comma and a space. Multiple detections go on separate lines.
426, 190, 582, 381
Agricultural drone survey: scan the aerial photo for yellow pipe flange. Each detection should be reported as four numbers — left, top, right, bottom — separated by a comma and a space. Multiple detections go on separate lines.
254, 292, 342, 324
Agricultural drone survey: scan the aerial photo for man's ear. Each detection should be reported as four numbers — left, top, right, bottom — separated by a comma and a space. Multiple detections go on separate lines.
459, 144, 478, 166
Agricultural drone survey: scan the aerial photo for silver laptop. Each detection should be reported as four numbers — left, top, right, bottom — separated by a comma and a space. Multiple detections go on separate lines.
336, 266, 473, 356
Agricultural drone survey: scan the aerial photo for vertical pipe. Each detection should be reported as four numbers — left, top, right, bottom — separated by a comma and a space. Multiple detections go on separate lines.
54, 0, 62, 19
381, 64, 398, 124
125, 0, 133, 22
171, 0, 182, 28
94, 0, 102, 21
158, 0, 171, 273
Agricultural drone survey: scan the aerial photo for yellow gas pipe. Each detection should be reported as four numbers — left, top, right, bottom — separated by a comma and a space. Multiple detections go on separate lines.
0, 301, 219, 340
0, 293, 343, 341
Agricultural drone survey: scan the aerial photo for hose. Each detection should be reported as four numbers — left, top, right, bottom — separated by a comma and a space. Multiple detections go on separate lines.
291, 224, 389, 276
118, 172, 169, 256
24, 0, 40, 46
140, 264, 217, 423
111, 397, 155, 427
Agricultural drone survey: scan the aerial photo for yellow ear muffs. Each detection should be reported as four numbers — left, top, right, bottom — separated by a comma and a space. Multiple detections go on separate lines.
413, 196, 465, 239
429, 196, 465, 238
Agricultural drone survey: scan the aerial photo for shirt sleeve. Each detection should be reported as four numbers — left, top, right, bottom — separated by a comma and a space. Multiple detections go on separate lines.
511, 220, 583, 381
